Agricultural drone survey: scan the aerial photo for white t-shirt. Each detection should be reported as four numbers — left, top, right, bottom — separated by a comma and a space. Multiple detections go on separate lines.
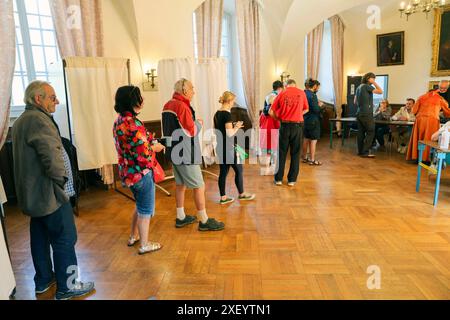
438, 121, 450, 135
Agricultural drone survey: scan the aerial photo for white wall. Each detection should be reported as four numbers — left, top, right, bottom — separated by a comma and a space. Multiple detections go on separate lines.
341, 0, 449, 104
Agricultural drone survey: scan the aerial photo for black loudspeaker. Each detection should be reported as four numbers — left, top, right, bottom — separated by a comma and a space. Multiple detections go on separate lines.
346, 76, 362, 117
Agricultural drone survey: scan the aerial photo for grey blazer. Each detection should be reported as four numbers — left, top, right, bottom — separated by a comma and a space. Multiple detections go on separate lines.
12, 105, 69, 218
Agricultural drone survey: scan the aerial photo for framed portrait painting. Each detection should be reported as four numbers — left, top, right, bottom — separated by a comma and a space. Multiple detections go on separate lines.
377, 31, 405, 67
431, 5, 450, 76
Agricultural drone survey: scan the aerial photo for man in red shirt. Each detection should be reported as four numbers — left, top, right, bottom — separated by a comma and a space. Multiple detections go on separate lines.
269, 79, 309, 186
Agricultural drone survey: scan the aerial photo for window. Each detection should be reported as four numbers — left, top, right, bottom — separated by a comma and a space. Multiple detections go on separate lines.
373, 74, 389, 107
11, 0, 61, 119
220, 13, 233, 89
305, 19, 335, 104
192, 4, 245, 108
316, 20, 335, 104
193, 12, 233, 89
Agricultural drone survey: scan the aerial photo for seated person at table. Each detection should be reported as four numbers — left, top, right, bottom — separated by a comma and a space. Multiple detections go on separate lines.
407, 90, 450, 163
431, 121, 450, 166
372, 99, 392, 151
391, 98, 416, 154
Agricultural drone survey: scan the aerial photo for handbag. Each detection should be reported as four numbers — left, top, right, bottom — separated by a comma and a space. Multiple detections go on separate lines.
152, 157, 166, 183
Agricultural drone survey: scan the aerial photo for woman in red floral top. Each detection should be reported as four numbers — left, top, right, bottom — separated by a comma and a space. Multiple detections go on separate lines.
113, 86, 165, 255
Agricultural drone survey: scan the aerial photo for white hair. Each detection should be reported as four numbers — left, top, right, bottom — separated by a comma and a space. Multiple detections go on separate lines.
174, 78, 190, 94
24, 80, 50, 106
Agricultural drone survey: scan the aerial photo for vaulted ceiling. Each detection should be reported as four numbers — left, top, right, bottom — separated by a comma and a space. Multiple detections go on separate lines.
109, 0, 391, 70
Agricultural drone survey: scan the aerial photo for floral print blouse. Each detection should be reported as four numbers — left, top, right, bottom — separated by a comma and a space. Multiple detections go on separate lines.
113, 112, 154, 187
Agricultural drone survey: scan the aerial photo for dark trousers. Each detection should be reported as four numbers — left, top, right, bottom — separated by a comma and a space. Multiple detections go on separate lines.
219, 163, 244, 197
374, 124, 390, 146
275, 123, 303, 183
30, 202, 78, 293
357, 115, 375, 155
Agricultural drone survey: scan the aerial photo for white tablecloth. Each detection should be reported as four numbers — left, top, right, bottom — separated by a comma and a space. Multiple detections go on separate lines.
0, 176, 6, 206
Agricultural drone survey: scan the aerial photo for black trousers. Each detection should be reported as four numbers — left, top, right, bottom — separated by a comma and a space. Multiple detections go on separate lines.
357, 115, 375, 155
275, 122, 304, 183
30, 202, 78, 293
219, 164, 244, 197
374, 124, 390, 146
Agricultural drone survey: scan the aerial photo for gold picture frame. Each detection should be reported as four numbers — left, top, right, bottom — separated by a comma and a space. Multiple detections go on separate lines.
428, 81, 440, 91
431, 5, 450, 76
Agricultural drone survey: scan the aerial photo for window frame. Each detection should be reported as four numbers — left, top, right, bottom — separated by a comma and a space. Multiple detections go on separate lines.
11, 0, 60, 119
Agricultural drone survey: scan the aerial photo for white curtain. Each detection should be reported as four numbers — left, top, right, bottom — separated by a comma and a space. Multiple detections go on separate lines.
194, 0, 224, 58
158, 58, 228, 162
64, 57, 128, 171
196, 58, 228, 163
158, 58, 198, 109
0, 217, 15, 300
50, 0, 114, 183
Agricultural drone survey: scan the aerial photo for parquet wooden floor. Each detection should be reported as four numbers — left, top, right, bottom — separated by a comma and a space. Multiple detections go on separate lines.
4, 142, 450, 300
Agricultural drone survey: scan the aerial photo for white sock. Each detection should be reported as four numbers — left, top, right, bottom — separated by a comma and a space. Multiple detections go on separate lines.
176, 207, 186, 220
197, 210, 208, 224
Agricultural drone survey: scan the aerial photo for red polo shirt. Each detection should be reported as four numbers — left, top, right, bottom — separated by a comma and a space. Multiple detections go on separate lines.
271, 87, 309, 122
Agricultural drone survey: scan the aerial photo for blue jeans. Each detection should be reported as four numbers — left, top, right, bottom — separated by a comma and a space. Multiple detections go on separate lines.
130, 171, 155, 218
30, 202, 78, 293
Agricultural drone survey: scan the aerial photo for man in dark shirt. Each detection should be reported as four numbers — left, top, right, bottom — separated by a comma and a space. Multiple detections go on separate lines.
355, 72, 383, 158
269, 79, 309, 186
438, 80, 449, 105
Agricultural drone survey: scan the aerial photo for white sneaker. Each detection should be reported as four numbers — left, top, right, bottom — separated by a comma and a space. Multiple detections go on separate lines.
288, 182, 296, 187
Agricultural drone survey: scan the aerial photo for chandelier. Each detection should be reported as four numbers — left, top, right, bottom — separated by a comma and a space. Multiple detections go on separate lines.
399, 0, 447, 20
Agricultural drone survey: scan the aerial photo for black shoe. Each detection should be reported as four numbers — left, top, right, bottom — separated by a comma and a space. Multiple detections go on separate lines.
198, 218, 225, 232
35, 276, 56, 295
175, 215, 197, 228
55, 282, 95, 300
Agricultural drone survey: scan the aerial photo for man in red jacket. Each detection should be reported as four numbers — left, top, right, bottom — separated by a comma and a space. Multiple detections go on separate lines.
162, 79, 225, 232
269, 79, 309, 187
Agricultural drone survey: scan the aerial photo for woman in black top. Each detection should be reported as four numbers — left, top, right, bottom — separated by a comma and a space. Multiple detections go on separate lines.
302, 78, 323, 166
214, 91, 255, 205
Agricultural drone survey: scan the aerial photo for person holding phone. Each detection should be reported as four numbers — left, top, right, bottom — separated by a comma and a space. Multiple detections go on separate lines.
214, 91, 255, 205
113, 85, 165, 255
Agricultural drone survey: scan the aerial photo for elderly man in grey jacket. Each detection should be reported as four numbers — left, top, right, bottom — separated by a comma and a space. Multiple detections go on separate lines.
12, 81, 94, 300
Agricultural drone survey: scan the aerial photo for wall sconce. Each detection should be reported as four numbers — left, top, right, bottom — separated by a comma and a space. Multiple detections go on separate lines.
143, 69, 158, 92
280, 71, 290, 84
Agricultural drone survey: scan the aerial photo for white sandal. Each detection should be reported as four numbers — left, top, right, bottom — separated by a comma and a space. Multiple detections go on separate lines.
127, 236, 140, 247
139, 242, 163, 255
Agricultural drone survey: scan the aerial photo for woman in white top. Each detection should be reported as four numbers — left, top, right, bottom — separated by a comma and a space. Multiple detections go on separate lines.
431, 121, 450, 165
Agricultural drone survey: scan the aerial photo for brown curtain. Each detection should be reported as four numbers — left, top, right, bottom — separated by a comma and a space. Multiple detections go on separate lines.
306, 22, 324, 80
0, 0, 15, 150
236, 0, 261, 129
50, 0, 113, 184
195, 0, 224, 58
330, 15, 345, 131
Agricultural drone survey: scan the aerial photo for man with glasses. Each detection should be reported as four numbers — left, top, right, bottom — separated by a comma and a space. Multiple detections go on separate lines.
12, 81, 94, 300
